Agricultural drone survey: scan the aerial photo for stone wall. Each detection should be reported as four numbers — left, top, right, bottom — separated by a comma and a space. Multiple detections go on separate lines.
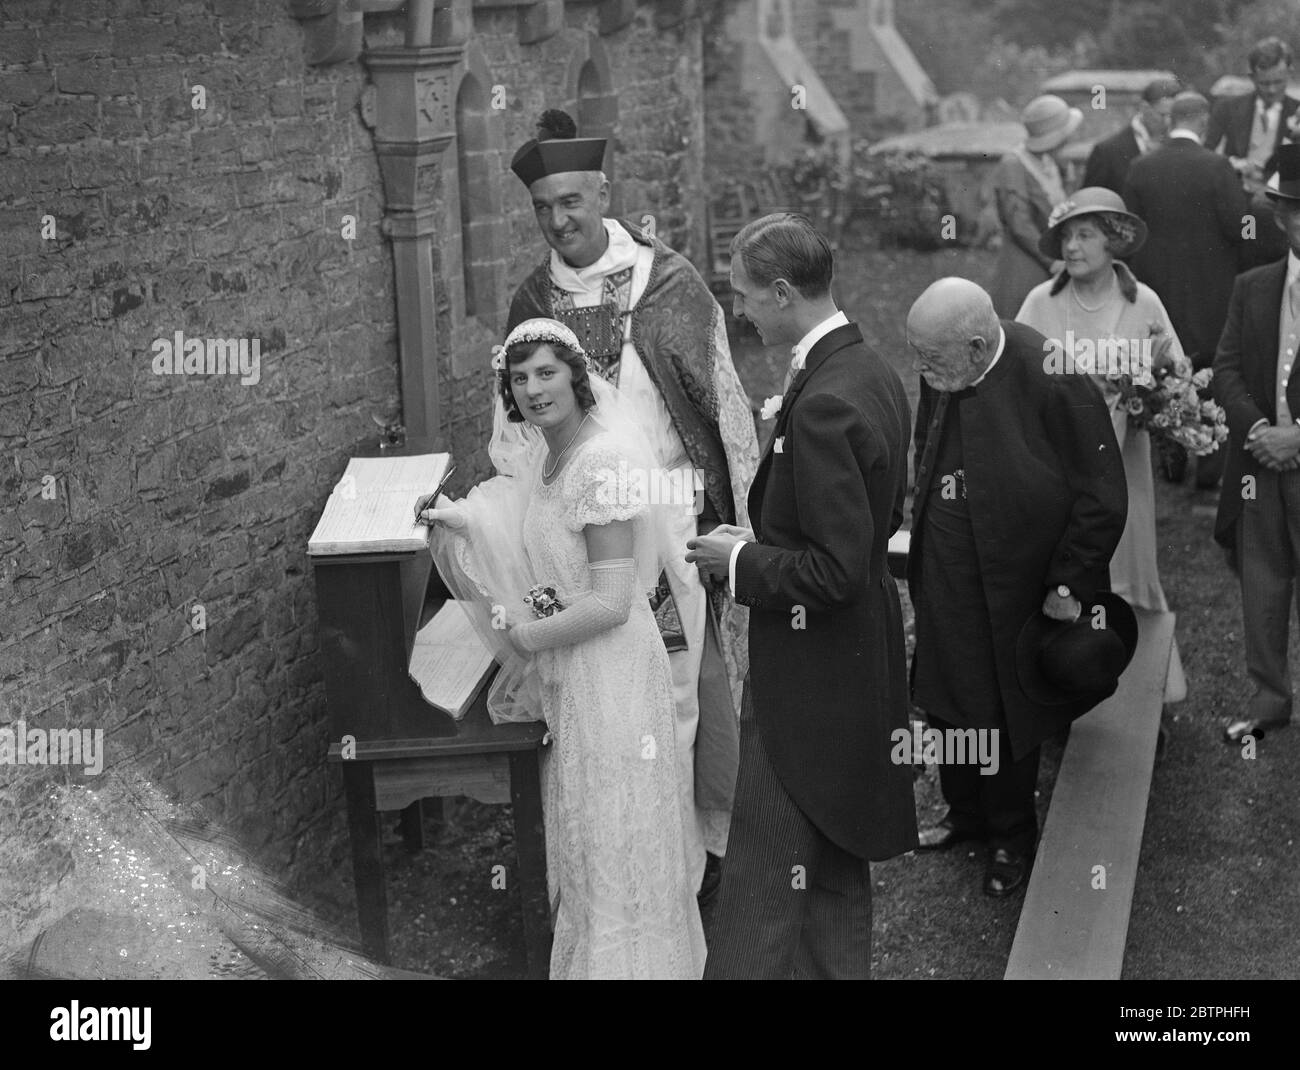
0, 0, 708, 949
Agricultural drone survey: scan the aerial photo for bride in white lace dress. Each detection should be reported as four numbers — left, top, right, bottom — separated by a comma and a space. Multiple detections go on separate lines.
424, 319, 705, 980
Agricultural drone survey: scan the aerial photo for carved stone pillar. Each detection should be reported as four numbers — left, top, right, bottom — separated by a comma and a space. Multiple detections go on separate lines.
363, 46, 463, 440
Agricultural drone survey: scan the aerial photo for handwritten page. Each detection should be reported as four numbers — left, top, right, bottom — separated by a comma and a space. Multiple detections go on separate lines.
408, 601, 498, 719
307, 452, 450, 555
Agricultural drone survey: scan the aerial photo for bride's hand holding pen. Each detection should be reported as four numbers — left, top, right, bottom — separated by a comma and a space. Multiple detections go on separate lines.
415, 494, 467, 529
415, 465, 466, 527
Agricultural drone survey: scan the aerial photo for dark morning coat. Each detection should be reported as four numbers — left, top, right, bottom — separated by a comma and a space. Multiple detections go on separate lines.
1206, 92, 1300, 172
1123, 137, 1249, 367
732, 322, 917, 862
1213, 257, 1300, 552
906, 320, 1128, 761
1082, 124, 1142, 195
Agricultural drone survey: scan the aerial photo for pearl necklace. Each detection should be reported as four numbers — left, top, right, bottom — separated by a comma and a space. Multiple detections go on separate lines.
1070, 273, 1117, 313
542, 411, 591, 481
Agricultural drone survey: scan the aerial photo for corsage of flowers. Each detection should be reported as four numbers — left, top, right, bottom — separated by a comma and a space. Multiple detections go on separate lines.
524, 584, 565, 618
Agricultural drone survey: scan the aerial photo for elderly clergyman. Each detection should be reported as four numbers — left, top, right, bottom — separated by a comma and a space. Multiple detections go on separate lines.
507, 109, 760, 898
905, 278, 1127, 898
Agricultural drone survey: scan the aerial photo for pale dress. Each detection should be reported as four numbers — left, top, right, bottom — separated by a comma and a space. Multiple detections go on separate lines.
1017, 274, 1187, 703
522, 432, 706, 979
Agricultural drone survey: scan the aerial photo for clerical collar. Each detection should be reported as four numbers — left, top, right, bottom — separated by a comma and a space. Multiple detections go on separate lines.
792, 309, 849, 367
1168, 128, 1202, 144
968, 325, 1006, 387
549, 218, 638, 294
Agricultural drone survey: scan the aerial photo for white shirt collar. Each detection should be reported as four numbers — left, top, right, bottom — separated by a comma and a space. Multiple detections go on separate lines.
1168, 128, 1202, 144
1258, 97, 1282, 116
1130, 114, 1152, 153
791, 309, 849, 369
969, 326, 1006, 387
1287, 251, 1300, 290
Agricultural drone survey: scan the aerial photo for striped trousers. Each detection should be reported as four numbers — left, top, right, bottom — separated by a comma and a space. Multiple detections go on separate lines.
1237, 466, 1300, 723
702, 680, 872, 979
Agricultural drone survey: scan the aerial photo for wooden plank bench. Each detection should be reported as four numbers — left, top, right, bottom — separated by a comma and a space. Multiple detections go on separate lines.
1004, 608, 1175, 980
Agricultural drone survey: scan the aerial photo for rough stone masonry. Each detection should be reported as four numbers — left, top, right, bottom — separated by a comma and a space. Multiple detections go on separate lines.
0, 0, 708, 951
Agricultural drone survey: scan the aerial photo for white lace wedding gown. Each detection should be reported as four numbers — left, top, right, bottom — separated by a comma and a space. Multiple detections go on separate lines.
522, 433, 706, 979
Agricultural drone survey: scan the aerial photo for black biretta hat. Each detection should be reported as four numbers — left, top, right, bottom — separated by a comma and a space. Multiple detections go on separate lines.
510, 109, 606, 187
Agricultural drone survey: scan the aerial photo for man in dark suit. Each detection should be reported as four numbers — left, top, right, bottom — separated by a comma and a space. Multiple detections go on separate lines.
1208, 37, 1298, 273
1125, 91, 1250, 489
907, 278, 1127, 897
1207, 36, 1298, 191
686, 213, 916, 978
1213, 143, 1300, 745
1082, 77, 1179, 194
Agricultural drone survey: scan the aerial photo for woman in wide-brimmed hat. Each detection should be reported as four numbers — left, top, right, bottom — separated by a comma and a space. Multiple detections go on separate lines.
1016, 186, 1187, 704
987, 95, 1083, 317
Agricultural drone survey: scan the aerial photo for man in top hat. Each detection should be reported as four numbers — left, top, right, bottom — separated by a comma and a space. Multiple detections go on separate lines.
508, 109, 760, 897
1124, 91, 1250, 489
905, 278, 1128, 897
987, 94, 1083, 318
1083, 77, 1180, 196
1212, 142, 1300, 745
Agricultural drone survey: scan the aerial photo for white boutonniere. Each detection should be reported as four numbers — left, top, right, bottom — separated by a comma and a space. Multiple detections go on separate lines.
760, 394, 783, 421
774, 436, 785, 454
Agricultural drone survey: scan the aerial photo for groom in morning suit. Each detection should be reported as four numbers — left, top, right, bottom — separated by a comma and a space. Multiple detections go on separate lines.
686, 213, 917, 978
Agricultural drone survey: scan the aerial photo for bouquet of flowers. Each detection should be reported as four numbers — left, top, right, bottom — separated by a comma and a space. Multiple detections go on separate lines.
524, 584, 564, 619
1106, 338, 1228, 457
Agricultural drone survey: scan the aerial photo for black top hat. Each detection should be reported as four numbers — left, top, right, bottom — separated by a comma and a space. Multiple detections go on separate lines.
1266, 143, 1300, 203
1015, 591, 1139, 708
510, 109, 606, 187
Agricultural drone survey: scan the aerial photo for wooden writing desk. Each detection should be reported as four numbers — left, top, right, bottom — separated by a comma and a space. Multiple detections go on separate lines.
311, 439, 551, 977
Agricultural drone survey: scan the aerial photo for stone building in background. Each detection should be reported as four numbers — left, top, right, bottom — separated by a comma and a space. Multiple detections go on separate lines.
702, 0, 935, 288
792, 0, 938, 138
0, 0, 707, 948
703, 0, 936, 186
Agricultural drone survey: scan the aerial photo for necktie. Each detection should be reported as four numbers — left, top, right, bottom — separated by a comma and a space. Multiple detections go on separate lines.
782, 345, 803, 394
1259, 102, 1276, 144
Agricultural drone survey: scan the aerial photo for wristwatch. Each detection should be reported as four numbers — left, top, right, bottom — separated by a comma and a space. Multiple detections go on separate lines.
1055, 584, 1072, 599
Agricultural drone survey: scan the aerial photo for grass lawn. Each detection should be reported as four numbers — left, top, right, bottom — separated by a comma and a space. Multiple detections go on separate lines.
301, 246, 1299, 979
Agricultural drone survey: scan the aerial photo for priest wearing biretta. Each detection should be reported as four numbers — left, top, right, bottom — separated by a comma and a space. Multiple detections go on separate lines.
508, 109, 760, 902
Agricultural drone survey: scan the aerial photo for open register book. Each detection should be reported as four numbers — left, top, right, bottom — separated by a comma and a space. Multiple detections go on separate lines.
307, 452, 450, 556
408, 600, 498, 719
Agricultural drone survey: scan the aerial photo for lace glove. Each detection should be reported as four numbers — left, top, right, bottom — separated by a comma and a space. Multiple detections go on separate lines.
512, 559, 637, 653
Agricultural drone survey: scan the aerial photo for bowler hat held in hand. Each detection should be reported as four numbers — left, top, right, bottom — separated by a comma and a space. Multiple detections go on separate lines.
1016, 591, 1138, 708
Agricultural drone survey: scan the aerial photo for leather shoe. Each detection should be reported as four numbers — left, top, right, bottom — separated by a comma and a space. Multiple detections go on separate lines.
916, 818, 983, 852
984, 847, 1030, 898
1222, 717, 1290, 743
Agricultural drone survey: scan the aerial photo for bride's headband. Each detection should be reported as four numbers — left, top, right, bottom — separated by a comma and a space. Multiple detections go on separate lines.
491, 318, 588, 373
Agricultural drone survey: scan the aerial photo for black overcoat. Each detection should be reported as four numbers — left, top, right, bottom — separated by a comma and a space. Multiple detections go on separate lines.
907, 320, 1128, 760
1082, 124, 1141, 195
734, 322, 918, 862
1123, 138, 1249, 367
